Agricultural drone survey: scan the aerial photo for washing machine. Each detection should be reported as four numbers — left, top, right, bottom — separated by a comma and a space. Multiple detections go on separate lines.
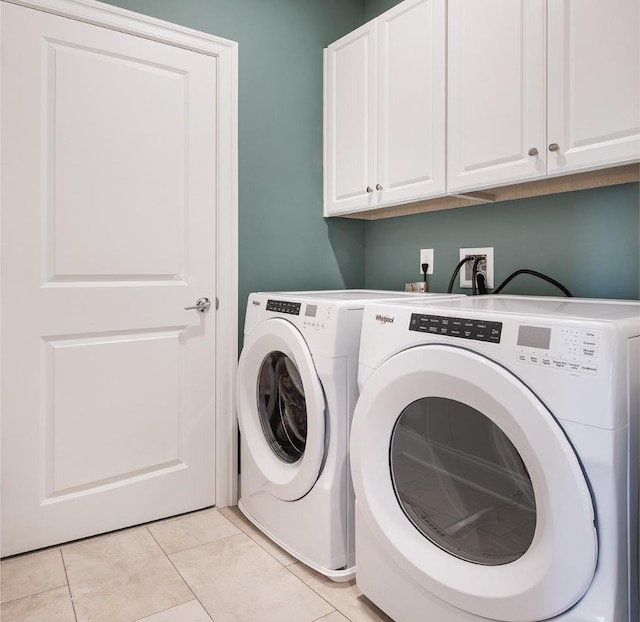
350, 295, 640, 620
236, 290, 464, 581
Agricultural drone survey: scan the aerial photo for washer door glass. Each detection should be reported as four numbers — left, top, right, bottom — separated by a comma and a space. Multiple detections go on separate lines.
258, 351, 307, 463
390, 397, 536, 566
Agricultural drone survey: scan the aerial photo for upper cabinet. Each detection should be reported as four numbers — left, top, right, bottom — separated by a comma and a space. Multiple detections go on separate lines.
547, 0, 639, 174
448, 0, 640, 193
324, 0, 446, 216
447, 1, 546, 192
325, 0, 639, 218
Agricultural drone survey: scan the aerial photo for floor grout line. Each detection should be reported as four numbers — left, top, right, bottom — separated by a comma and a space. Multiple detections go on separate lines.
0, 584, 74, 609
144, 527, 214, 622
58, 548, 79, 622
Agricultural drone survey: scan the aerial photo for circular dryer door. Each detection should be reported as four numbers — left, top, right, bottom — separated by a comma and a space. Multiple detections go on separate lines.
237, 318, 326, 501
350, 344, 597, 622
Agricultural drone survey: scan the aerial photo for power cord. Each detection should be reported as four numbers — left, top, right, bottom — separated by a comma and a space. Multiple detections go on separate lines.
447, 257, 474, 293
471, 256, 484, 296
475, 271, 488, 295
493, 269, 573, 297
422, 263, 429, 291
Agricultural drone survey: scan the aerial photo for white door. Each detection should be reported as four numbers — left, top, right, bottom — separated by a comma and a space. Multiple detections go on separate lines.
236, 319, 326, 501
350, 345, 597, 621
447, 0, 546, 192
2, 2, 221, 556
547, 0, 640, 174
324, 20, 377, 216
377, 0, 445, 206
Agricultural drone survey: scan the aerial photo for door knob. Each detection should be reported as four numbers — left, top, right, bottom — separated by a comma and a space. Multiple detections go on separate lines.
366, 186, 374, 193
376, 184, 383, 191
184, 297, 212, 312
548, 143, 560, 152
528, 147, 538, 156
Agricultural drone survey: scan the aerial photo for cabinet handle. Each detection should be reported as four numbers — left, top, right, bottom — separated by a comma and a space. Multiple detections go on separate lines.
528, 147, 538, 157
548, 143, 560, 152
366, 186, 373, 193
376, 184, 383, 191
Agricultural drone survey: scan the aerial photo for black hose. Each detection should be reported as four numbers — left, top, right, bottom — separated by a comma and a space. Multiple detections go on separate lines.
493, 269, 573, 297
447, 257, 473, 293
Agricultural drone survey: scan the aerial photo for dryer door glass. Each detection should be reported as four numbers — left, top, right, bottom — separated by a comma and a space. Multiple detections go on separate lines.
390, 397, 536, 565
257, 351, 307, 463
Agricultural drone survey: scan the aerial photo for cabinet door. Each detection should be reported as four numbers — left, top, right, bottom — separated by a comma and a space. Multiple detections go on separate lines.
324, 22, 377, 216
377, 0, 446, 206
447, 0, 546, 192
547, 0, 640, 174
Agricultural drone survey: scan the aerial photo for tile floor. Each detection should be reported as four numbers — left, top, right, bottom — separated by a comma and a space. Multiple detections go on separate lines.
0, 506, 393, 622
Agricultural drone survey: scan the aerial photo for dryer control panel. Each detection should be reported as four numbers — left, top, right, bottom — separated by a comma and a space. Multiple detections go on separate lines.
266, 299, 301, 315
516, 325, 600, 375
409, 313, 502, 343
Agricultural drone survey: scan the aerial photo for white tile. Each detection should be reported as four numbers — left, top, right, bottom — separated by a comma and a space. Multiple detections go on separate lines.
170, 533, 334, 622
135, 599, 213, 622
62, 528, 192, 622
0, 549, 67, 603
149, 508, 241, 554
289, 562, 394, 622
0, 586, 75, 622
219, 505, 297, 566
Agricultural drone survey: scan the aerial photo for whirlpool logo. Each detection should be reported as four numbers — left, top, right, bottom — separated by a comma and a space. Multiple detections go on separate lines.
252, 300, 261, 306
375, 314, 395, 325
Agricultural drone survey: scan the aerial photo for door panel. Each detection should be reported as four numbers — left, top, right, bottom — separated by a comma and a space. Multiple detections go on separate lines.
547, 0, 640, 172
47, 331, 181, 493
2, 2, 218, 556
447, 0, 546, 191
50, 41, 187, 279
378, 0, 445, 205
324, 21, 377, 215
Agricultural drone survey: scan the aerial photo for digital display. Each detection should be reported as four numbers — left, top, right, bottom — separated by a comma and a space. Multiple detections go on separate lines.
517, 326, 551, 350
305, 304, 318, 318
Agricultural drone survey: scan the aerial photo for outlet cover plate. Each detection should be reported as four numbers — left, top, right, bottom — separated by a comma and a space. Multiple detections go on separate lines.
459, 247, 494, 288
419, 249, 434, 275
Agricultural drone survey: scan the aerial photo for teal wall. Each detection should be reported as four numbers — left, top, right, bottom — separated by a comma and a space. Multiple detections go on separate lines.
362, 0, 639, 301
365, 0, 402, 19
102, 0, 639, 317
103, 0, 367, 340
364, 184, 640, 299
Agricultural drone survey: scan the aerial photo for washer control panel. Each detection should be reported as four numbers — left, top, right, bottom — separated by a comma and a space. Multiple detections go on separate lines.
409, 313, 502, 343
516, 325, 600, 375
266, 299, 301, 315
301, 303, 332, 331
264, 299, 333, 332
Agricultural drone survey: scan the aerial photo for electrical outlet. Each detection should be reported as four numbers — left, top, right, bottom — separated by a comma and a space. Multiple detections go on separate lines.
459, 247, 494, 288
419, 249, 434, 275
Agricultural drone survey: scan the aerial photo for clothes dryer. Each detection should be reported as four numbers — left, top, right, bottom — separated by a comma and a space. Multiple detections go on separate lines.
350, 295, 639, 620
236, 290, 464, 581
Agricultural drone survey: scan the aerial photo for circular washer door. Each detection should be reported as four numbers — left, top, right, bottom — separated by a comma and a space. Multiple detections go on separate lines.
350, 344, 597, 622
237, 318, 326, 501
